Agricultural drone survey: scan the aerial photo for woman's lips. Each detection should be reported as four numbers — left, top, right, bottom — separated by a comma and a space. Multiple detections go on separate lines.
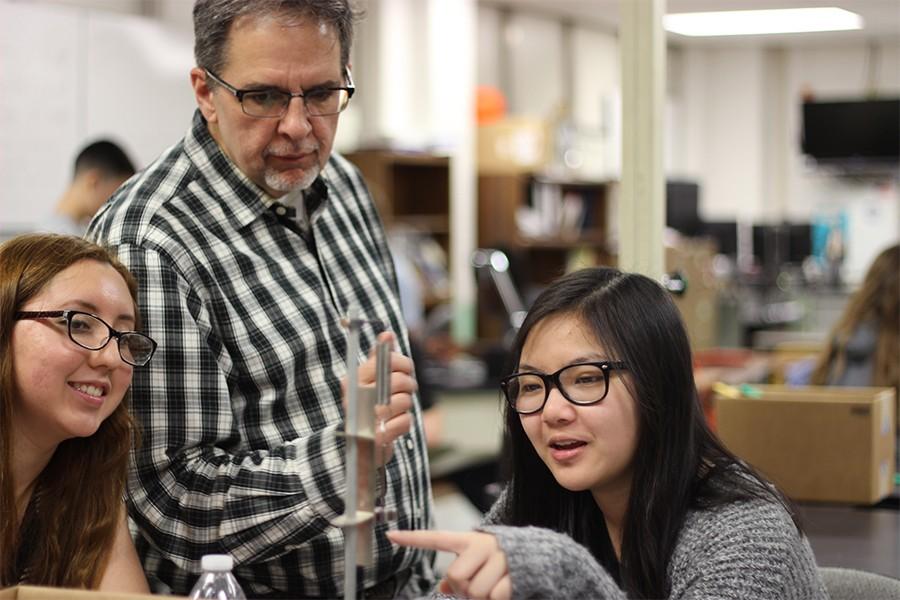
549, 439, 587, 461
69, 382, 105, 408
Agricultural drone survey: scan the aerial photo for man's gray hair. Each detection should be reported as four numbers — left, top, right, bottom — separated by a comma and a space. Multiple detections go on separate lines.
193, 0, 360, 74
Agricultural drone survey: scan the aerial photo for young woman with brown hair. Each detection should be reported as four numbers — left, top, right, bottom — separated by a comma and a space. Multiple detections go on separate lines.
0, 233, 153, 591
811, 243, 899, 393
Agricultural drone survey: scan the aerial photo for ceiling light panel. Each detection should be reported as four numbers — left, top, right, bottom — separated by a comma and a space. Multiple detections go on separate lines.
664, 7, 863, 37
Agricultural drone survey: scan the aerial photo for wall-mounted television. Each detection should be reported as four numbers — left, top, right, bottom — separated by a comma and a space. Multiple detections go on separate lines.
801, 98, 900, 166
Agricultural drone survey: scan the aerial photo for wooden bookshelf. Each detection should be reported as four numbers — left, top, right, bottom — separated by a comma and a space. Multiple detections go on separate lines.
476, 172, 616, 338
345, 149, 453, 309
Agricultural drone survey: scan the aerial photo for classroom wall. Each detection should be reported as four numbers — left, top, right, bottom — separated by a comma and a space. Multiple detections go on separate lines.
0, 0, 195, 234
678, 46, 767, 222
677, 40, 900, 281
476, 5, 622, 176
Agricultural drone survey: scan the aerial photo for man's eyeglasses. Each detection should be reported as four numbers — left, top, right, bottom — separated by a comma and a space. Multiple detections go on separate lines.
205, 68, 355, 119
500, 361, 628, 415
15, 310, 157, 367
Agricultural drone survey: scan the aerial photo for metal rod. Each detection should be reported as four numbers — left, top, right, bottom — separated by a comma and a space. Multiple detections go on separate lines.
374, 340, 390, 523
343, 304, 360, 600
376, 340, 391, 407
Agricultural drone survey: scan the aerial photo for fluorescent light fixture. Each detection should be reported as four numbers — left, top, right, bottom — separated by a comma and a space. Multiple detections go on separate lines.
664, 7, 863, 37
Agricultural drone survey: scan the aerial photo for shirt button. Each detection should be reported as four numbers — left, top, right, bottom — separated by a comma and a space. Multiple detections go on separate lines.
406, 438, 414, 450
275, 206, 287, 216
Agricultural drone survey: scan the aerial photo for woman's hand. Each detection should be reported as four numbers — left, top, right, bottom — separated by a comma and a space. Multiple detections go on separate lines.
343, 331, 417, 466
387, 529, 511, 600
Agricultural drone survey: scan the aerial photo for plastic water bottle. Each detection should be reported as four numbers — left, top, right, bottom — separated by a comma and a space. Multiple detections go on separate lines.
189, 554, 247, 600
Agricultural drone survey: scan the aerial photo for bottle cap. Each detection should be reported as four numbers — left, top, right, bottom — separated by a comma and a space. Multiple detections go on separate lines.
201, 554, 234, 571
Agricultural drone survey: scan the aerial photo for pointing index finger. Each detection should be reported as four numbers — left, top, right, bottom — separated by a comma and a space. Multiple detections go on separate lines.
386, 529, 471, 554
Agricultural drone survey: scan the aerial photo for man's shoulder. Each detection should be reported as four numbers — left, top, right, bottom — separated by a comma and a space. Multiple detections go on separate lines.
326, 150, 360, 174
90, 140, 202, 244
91, 144, 200, 230
324, 151, 368, 191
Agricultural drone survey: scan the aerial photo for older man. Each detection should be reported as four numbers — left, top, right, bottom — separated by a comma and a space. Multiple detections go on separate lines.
88, 1, 434, 597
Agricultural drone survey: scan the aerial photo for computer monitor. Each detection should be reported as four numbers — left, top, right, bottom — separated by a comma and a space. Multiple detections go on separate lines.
701, 221, 738, 256
666, 180, 702, 237
753, 222, 811, 269
753, 224, 785, 265
787, 223, 812, 264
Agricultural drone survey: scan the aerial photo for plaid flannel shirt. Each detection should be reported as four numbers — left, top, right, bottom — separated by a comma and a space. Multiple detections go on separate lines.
87, 110, 435, 598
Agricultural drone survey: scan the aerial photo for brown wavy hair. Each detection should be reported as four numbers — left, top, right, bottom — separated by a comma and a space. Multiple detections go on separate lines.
0, 234, 140, 588
811, 243, 899, 392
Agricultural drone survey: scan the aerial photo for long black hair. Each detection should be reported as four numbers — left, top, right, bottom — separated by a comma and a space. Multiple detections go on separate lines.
498, 267, 798, 599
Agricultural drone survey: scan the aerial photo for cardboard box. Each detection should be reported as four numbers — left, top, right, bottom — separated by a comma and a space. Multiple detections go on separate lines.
477, 117, 552, 174
0, 586, 168, 600
715, 385, 896, 504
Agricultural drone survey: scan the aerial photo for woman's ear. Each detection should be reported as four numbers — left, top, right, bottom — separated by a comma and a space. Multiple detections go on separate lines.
191, 67, 218, 124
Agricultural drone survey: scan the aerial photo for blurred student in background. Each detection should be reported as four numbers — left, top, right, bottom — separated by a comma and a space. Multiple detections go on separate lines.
390, 267, 825, 600
0, 234, 153, 592
41, 140, 135, 236
811, 242, 899, 470
810, 243, 899, 394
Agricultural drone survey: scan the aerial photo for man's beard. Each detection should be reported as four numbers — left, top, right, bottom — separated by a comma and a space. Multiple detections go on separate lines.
263, 142, 321, 193
264, 162, 320, 193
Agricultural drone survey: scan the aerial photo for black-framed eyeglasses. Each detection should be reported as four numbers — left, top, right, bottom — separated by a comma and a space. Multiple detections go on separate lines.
500, 361, 628, 415
205, 68, 355, 118
15, 310, 157, 367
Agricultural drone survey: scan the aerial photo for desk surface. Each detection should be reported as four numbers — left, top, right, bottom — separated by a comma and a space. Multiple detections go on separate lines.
799, 503, 900, 578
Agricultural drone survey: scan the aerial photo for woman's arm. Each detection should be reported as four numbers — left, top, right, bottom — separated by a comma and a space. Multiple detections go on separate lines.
480, 525, 624, 599
97, 507, 150, 594
388, 526, 624, 600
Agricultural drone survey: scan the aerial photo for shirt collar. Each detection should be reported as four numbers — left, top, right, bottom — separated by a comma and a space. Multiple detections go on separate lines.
184, 109, 331, 230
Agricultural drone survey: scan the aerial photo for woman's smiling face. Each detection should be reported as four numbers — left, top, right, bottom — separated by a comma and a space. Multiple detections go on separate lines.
518, 312, 639, 502
12, 259, 136, 450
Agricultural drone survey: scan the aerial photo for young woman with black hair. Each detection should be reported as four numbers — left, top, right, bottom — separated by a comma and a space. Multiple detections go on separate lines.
390, 267, 825, 599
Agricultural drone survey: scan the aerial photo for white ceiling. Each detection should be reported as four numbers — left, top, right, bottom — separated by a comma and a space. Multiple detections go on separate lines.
485, 0, 900, 45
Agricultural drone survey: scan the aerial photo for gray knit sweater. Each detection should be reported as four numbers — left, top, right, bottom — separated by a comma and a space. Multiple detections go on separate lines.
473, 496, 827, 599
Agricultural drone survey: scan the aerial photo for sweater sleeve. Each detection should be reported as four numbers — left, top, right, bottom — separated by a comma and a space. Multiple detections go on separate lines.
478, 525, 626, 600
475, 496, 825, 600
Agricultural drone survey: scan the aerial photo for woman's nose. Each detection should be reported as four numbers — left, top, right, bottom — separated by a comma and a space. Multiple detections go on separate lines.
88, 339, 125, 369
542, 386, 576, 423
